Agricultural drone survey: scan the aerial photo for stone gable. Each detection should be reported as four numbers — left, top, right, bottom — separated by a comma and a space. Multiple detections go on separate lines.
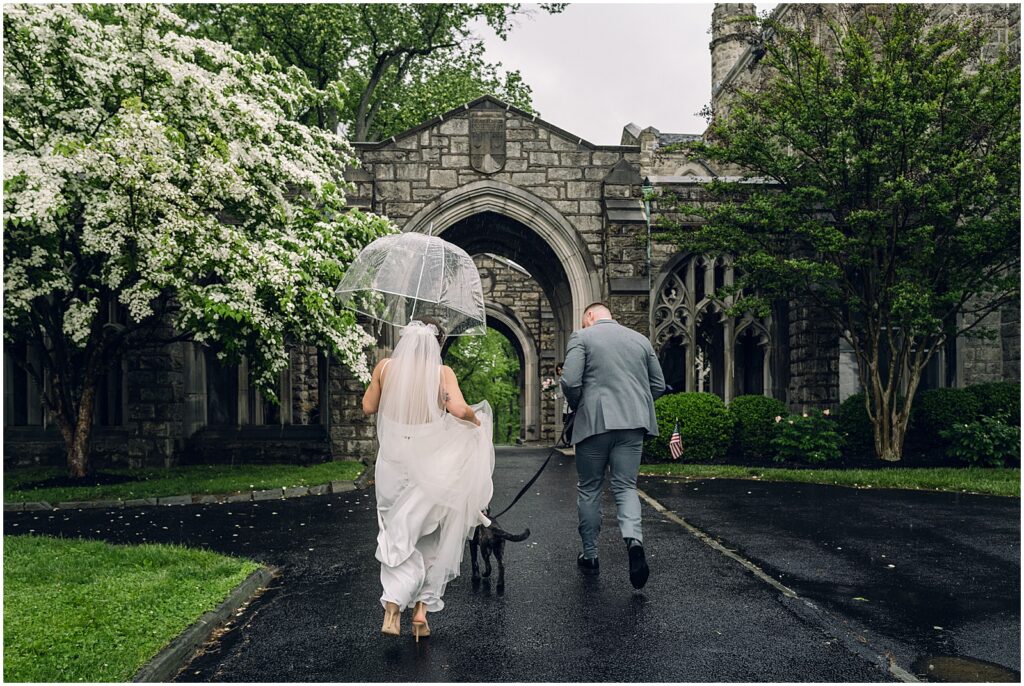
352, 96, 642, 276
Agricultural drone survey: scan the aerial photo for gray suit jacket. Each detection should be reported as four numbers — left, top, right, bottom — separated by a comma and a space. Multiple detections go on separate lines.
560, 319, 667, 445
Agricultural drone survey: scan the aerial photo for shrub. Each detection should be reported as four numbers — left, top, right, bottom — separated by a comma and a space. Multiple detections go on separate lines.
728, 395, 788, 461
645, 392, 734, 462
966, 382, 1021, 425
771, 409, 844, 465
941, 414, 1021, 467
910, 387, 982, 454
838, 392, 875, 459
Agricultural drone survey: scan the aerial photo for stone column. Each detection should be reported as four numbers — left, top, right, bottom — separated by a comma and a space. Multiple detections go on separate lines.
724, 314, 736, 404
786, 298, 839, 412
604, 161, 651, 336
327, 356, 378, 463
124, 320, 186, 467
1001, 301, 1020, 382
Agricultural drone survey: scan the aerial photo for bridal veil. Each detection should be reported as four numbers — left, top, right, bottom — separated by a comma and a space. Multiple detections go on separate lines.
374, 321, 495, 610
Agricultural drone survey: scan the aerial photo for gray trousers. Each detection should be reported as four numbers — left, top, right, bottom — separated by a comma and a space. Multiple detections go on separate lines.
575, 428, 645, 559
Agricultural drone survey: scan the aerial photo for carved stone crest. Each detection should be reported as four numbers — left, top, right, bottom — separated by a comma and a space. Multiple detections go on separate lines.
478, 267, 495, 294
469, 110, 506, 174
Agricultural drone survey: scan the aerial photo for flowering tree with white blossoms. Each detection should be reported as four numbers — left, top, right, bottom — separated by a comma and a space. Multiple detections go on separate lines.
3, 4, 393, 478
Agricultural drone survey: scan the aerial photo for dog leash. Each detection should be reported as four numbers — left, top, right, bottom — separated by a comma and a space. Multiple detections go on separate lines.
489, 412, 574, 520
489, 446, 557, 520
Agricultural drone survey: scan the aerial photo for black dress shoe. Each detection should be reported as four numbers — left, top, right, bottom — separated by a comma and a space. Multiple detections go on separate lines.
577, 553, 599, 574
625, 538, 649, 589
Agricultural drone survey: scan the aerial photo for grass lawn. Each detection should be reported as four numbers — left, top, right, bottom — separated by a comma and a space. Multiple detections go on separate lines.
3, 535, 260, 682
4, 461, 365, 504
639, 464, 1020, 497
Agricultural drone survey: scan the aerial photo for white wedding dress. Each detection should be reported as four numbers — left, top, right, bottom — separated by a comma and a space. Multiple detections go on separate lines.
374, 322, 495, 613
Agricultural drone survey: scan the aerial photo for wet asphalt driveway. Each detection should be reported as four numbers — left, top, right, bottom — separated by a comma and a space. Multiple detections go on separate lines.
4, 447, 1018, 682
640, 476, 1020, 680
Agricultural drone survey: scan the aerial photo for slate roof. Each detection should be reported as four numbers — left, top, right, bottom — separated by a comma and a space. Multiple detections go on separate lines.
657, 132, 702, 146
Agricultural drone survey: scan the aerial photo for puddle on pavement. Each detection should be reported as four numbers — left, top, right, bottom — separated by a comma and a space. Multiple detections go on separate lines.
912, 655, 1020, 683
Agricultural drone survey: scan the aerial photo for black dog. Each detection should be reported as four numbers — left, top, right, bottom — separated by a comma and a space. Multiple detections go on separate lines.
469, 510, 530, 592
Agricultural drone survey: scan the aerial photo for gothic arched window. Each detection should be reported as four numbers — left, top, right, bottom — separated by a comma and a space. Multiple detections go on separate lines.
653, 254, 774, 401
192, 345, 320, 430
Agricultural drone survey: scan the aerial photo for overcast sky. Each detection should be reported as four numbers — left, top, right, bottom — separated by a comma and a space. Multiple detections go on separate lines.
476, 2, 777, 144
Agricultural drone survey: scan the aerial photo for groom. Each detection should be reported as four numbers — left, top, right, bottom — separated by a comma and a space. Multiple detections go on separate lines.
560, 302, 666, 589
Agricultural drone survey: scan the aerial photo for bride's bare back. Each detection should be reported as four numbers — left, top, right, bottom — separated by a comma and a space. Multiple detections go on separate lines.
362, 359, 479, 426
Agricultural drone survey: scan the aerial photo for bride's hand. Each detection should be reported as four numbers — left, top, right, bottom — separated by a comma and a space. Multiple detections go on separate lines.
473, 417, 481, 427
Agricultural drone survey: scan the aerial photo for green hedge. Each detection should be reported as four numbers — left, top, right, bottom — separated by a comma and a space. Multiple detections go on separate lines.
941, 416, 1021, 467
910, 387, 982, 456
728, 395, 788, 461
771, 410, 844, 464
838, 392, 875, 459
645, 392, 734, 462
966, 381, 1021, 425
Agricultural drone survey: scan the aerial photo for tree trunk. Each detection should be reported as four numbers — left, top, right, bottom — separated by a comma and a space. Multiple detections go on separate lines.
871, 400, 908, 462
66, 371, 98, 479
865, 354, 922, 463
62, 338, 105, 480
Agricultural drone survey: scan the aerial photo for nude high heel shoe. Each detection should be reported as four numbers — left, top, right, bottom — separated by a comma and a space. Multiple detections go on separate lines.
381, 602, 401, 636
411, 601, 430, 642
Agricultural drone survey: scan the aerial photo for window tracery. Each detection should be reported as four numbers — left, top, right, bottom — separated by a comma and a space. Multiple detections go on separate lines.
652, 254, 774, 400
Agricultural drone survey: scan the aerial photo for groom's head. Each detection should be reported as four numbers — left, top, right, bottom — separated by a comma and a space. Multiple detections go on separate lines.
582, 302, 613, 329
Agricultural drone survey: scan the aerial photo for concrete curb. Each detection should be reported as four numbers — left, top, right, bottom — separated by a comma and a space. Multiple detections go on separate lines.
353, 464, 375, 490
4, 479, 359, 513
132, 565, 278, 682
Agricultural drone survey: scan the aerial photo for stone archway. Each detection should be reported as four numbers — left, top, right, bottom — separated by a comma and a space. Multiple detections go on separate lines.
484, 301, 541, 442
403, 180, 600, 348
336, 95, 648, 459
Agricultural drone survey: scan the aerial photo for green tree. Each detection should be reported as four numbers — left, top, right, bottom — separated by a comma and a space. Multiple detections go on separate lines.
3, 5, 392, 478
177, 3, 563, 140
661, 5, 1020, 462
365, 42, 534, 141
446, 329, 521, 445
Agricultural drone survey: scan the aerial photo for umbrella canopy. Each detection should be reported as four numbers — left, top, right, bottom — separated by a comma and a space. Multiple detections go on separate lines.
335, 232, 486, 336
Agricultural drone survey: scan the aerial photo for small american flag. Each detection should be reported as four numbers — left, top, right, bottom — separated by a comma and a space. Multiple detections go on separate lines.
669, 420, 683, 460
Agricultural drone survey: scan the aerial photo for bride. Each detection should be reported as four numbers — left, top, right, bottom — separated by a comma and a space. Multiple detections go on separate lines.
361, 319, 495, 641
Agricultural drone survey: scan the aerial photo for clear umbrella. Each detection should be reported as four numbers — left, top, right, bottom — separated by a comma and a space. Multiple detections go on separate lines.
335, 232, 486, 336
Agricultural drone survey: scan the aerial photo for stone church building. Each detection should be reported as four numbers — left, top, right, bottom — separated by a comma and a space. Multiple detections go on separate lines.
5, 3, 1020, 467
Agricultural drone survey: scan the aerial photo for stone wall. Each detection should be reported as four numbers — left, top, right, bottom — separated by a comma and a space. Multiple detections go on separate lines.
336, 96, 648, 454
604, 166, 651, 336
3, 427, 133, 469
643, 2, 1022, 405
4, 324, 186, 469
353, 96, 640, 274
122, 333, 186, 468
710, 3, 757, 100
289, 345, 320, 425
476, 255, 553, 346
962, 309, 1011, 386
785, 302, 840, 410
1001, 301, 1020, 382
328, 356, 378, 463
